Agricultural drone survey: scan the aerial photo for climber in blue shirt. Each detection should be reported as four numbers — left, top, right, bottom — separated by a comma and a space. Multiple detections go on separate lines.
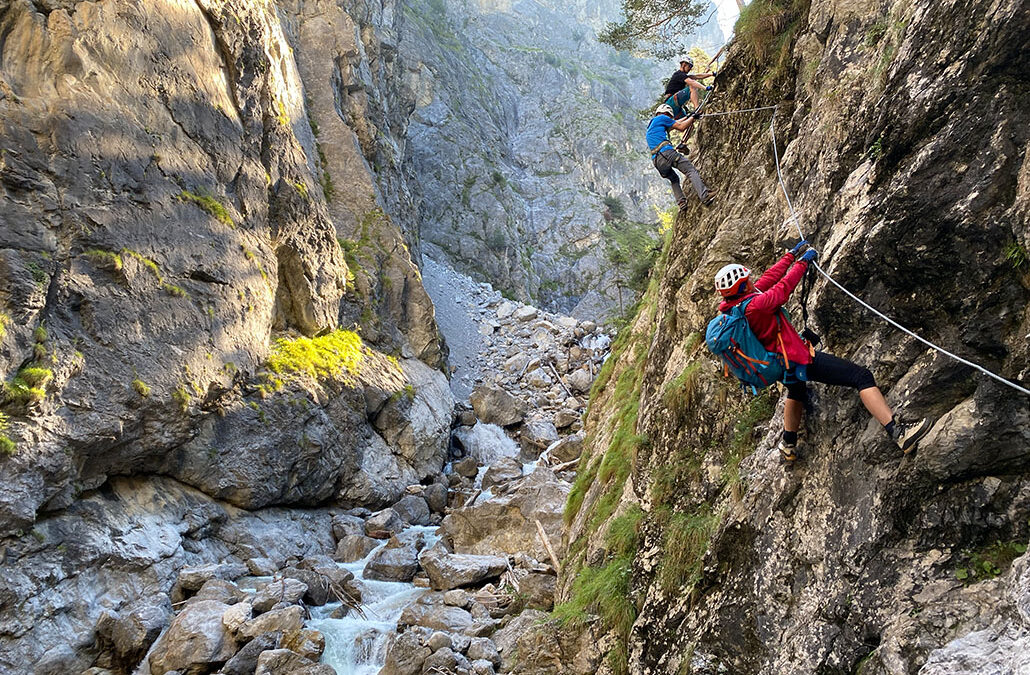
647, 104, 713, 210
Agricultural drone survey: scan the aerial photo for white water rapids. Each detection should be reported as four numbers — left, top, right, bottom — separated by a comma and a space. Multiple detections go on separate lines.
309, 526, 440, 674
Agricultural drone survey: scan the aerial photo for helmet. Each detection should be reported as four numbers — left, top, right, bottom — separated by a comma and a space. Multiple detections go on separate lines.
655, 103, 674, 117
715, 263, 751, 297
681, 57, 694, 69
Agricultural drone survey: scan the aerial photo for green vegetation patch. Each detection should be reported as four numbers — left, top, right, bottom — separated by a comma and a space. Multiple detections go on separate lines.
954, 540, 1027, 584
179, 190, 234, 228
0, 412, 15, 456
4, 327, 53, 405
656, 506, 720, 593
263, 330, 368, 392
84, 249, 123, 272
733, 0, 812, 88
132, 379, 151, 398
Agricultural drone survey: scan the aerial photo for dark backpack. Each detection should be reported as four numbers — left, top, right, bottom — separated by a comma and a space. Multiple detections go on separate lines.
705, 297, 789, 393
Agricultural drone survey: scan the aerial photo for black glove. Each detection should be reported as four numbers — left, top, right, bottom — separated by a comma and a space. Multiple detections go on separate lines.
691, 111, 704, 120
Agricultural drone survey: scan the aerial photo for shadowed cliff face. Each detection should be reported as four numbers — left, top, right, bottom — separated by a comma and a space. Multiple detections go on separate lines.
0, 0, 448, 535
555, 0, 1030, 673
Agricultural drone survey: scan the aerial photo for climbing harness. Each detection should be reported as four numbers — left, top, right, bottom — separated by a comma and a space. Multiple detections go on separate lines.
766, 108, 1030, 397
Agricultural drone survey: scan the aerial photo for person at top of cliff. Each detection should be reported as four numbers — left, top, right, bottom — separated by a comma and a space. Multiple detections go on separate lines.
647, 103, 714, 210
663, 57, 715, 119
713, 243, 933, 461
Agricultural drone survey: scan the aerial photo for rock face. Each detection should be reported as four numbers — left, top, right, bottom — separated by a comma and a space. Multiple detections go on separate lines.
399, 0, 673, 316
557, 0, 1030, 673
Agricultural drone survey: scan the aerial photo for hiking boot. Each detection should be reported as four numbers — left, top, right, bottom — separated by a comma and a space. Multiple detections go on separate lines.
677, 198, 689, 211
778, 439, 797, 462
891, 418, 932, 453
701, 193, 716, 207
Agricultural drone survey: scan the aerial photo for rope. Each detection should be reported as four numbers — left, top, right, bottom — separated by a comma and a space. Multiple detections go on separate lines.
702, 104, 779, 117
767, 109, 1030, 397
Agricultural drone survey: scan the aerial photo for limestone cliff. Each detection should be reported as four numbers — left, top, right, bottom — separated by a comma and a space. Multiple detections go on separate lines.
0, 0, 453, 667
548, 0, 1030, 673
398, 0, 675, 317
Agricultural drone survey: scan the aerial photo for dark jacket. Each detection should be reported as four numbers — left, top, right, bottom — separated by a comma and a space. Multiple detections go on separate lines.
664, 70, 689, 96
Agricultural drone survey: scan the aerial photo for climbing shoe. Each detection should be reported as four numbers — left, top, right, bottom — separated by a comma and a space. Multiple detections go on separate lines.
677, 198, 689, 211
701, 193, 716, 207
778, 440, 797, 462
891, 418, 932, 453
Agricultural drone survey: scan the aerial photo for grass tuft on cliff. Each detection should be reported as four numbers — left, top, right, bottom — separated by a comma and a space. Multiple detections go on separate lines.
179, 189, 234, 228
734, 0, 812, 87
262, 330, 368, 392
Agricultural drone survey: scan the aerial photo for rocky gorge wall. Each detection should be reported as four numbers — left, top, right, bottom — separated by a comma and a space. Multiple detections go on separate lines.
0, 0, 458, 668
549, 0, 1030, 673
398, 0, 697, 318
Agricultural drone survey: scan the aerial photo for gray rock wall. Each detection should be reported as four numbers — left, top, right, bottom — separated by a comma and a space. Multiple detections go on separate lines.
0, 0, 449, 534
557, 0, 1030, 672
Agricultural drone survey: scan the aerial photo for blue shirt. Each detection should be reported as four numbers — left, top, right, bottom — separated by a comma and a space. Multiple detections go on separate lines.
646, 115, 675, 152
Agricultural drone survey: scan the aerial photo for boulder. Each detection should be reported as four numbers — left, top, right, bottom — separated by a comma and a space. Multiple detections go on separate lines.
331, 513, 365, 540
492, 609, 549, 667
454, 457, 480, 478
422, 647, 460, 673
520, 420, 559, 458
221, 632, 278, 675
548, 433, 583, 463
552, 408, 581, 430
513, 306, 538, 321
95, 597, 171, 671
525, 368, 552, 389
481, 458, 523, 491
254, 648, 318, 675
520, 573, 556, 610
221, 602, 252, 635
252, 578, 307, 613
239, 605, 304, 640
452, 633, 472, 654
504, 353, 531, 374
366, 508, 405, 538
470, 385, 525, 427
424, 483, 449, 513
194, 578, 248, 605
419, 548, 508, 591
147, 600, 237, 675
334, 534, 381, 562
566, 366, 593, 394
471, 659, 496, 675
442, 467, 569, 559
171, 562, 247, 602
427, 631, 453, 651
443, 589, 472, 608
530, 327, 554, 350
281, 628, 325, 661
467, 638, 500, 667
399, 596, 475, 633
281, 567, 330, 606
381, 627, 432, 675
393, 495, 432, 526
495, 301, 516, 319
464, 619, 499, 638
246, 557, 278, 576
365, 543, 420, 582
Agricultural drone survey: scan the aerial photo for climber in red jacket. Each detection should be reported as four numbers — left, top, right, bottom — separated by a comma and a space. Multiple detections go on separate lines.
715, 241, 932, 461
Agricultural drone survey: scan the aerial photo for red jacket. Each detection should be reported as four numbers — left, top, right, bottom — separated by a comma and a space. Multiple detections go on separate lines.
718, 252, 813, 366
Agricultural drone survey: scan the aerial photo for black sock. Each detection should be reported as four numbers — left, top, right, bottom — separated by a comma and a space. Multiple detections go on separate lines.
884, 417, 896, 437
783, 430, 798, 445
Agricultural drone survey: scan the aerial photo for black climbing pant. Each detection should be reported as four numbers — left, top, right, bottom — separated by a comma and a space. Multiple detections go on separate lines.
785, 351, 877, 401
652, 147, 709, 204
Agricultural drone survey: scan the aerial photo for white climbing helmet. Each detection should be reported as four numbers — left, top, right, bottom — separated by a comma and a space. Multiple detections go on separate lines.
715, 263, 751, 297
655, 103, 674, 117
